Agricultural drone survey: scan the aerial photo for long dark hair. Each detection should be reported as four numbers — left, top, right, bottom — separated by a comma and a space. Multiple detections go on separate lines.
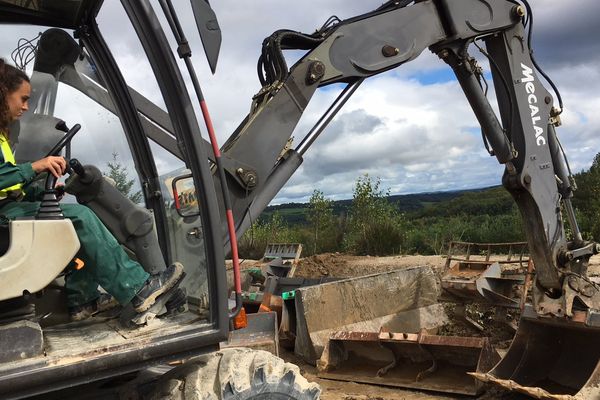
0, 58, 30, 133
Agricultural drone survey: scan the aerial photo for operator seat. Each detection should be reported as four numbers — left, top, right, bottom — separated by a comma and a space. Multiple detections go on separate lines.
0, 218, 80, 302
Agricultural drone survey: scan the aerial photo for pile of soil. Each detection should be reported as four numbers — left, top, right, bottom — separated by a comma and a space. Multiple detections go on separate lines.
437, 303, 517, 348
293, 253, 445, 278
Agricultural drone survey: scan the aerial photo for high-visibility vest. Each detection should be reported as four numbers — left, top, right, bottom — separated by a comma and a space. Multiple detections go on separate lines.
0, 135, 24, 200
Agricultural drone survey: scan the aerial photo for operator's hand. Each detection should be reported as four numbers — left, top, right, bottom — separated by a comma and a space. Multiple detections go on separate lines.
32, 156, 67, 179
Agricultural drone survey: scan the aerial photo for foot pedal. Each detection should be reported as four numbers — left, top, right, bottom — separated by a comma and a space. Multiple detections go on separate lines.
162, 287, 187, 318
120, 272, 186, 327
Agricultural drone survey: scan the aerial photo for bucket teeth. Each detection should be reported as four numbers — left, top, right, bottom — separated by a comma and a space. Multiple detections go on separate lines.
480, 308, 600, 399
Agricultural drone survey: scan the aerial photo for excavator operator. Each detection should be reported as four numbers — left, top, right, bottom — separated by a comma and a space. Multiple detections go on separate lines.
0, 58, 183, 322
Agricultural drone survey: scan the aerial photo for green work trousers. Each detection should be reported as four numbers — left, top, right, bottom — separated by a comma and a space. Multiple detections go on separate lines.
0, 201, 149, 307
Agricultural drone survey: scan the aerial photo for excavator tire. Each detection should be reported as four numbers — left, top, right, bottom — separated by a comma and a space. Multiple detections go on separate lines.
148, 348, 321, 400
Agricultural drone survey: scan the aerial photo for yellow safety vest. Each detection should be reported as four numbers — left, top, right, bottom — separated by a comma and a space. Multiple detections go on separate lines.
0, 135, 24, 200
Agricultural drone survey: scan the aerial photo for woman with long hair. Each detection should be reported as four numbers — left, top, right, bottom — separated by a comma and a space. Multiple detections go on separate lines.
0, 59, 183, 321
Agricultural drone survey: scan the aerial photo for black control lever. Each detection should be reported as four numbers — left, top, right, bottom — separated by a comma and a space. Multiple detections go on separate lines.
69, 159, 86, 178
37, 121, 83, 219
54, 120, 69, 133
46, 121, 81, 157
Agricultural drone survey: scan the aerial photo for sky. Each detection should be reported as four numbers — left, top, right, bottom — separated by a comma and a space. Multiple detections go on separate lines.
171, 0, 600, 204
3, 0, 599, 205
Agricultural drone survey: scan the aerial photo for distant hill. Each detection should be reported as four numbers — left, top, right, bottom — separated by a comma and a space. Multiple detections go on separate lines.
263, 186, 503, 225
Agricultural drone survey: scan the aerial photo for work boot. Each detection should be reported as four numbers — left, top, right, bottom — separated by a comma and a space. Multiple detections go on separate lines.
69, 293, 119, 321
131, 262, 184, 313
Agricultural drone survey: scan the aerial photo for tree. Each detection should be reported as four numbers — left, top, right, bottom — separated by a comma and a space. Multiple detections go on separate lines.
592, 152, 600, 171
350, 174, 384, 239
586, 152, 600, 239
105, 152, 143, 204
345, 174, 406, 255
307, 189, 335, 254
238, 212, 301, 259
572, 151, 600, 240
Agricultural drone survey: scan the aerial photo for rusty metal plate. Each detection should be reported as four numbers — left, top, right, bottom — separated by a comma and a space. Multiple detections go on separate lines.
318, 331, 499, 396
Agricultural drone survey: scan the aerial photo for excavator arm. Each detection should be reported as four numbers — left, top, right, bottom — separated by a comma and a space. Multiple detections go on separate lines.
220, 0, 599, 322
221, 0, 514, 238
215, 1, 600, 396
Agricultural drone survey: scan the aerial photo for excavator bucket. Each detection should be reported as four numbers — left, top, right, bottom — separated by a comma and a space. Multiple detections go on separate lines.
441, 241, 528, 307
472, 305, 600, 399
442, 261, 524, 307
318, 331, 500, 396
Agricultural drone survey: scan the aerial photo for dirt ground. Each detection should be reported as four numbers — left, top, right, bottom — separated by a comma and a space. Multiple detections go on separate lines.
268, 252, 600, 400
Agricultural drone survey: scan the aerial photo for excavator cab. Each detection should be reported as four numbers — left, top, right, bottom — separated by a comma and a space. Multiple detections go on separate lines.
0, 2, 232, 398
0, 0, 598, 399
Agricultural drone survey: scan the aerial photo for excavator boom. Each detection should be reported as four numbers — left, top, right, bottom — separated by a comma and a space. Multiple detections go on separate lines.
209, 0, 599, 396
218, 0, 599, 310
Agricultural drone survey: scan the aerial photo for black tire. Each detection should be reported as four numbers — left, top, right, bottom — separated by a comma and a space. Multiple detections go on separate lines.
149, 348, 320, 400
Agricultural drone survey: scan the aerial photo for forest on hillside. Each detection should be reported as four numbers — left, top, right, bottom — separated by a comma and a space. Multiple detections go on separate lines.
239, 153, 600, 259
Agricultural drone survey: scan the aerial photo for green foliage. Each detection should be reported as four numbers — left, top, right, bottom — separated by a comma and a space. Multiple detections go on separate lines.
238, 212, 305, 259
403, 212, 524, 255
242, 159, 600, 257
105, 152, 143, 204
417, 187, 513, 218
572, 152, 600, 240
247, 177, 530, 257
262, 188, 479, 225
344, 175, 407, 255
306, 190, 339, 255
260, 206, 309, 225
